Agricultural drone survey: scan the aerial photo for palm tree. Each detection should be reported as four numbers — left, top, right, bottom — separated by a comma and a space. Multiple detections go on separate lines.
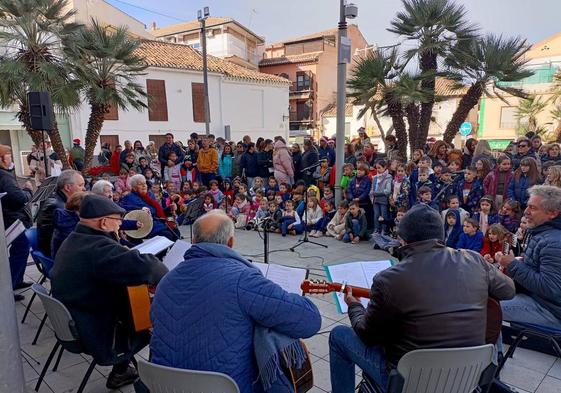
347, 49, 409, 158
550, 105, 561, 142
0, 0, 81, 168
442, 34, 532, 143
64, 19, 148, 170
515, 95, 548, 134
388, 0, 478, 146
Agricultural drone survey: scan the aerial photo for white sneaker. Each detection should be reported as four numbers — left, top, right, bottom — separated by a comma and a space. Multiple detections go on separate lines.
309, 230, 318, 237
315, 231, 323, 238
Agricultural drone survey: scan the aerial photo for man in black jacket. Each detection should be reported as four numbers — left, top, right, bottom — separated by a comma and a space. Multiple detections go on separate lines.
329, 204, 515, 392
300, 139, 319, 186
36, 169, 85, 256
158, 133, 184, 173
51, 194, 168, 390
0, 145, 33, 301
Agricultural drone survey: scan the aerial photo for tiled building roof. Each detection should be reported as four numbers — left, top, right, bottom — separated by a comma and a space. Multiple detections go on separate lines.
151, 17, 264, 43
135, 40, 290, 85
322, 102, 353, 117
259, 52, 321, 67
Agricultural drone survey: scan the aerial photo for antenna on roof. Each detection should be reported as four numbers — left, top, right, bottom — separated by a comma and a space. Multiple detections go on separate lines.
248, 8, 258, 29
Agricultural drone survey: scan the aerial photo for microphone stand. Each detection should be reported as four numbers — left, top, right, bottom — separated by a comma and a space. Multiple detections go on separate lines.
290, 161, 328, 252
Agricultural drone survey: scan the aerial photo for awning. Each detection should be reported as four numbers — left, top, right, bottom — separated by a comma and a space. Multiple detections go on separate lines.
487, 140, 512, 150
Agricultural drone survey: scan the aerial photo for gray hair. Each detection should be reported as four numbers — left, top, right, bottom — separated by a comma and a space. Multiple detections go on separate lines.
56, 170, 81, 191
192, 210, 235, 245
91, 180, 113, 195
128, 174, 146, 189
528, 185, 561, 213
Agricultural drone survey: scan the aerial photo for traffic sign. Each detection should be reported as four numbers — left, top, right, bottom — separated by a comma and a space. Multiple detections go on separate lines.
459, 122, 472, 136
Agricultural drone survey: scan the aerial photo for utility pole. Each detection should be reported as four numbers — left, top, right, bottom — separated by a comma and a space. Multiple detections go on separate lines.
334, 0, 358, 204
198, 7, 211, 135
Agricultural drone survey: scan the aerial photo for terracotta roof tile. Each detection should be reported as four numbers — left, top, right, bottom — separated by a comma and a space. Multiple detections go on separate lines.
259, 52, 321, 67
322, 102, 353, 117
135, 40, 290, 85
268, 27, 339, 47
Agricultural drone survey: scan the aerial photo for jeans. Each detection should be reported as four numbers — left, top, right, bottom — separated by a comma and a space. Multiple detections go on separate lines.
373, 203, 389, 234
330, 325, 389, 393
280, 216, 296, 236
9, 232, 29, 289
343, 219, 361, 243
502, 294, 561, 329
199, 172, 216, 187
246, 177, 254, 188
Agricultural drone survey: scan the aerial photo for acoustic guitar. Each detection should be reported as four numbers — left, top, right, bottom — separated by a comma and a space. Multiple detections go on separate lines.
301, 280, 503, 344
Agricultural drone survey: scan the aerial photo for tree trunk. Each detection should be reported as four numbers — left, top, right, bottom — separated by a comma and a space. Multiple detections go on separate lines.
405, 103, 420, 154
417, 52, 438, 149
50, 120, 70, 170
443, 83, 483, 143
84, 102, 106, 171
555, 121, 561, 142
385, 92, 408, 159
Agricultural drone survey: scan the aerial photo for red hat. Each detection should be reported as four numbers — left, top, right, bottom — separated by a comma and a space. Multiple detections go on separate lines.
73, 138, 80, 144
320, 136, 329, 143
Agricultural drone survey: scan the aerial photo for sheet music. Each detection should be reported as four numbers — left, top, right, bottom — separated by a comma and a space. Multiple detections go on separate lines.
252, 262, 307, 295
6, 219, 26, 247
132, 236, 173, 255
162, 240, 192, 271
325, 260, 392, 313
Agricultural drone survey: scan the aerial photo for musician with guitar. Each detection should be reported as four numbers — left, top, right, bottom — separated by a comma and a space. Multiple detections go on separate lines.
328, 204, 515, 393
149, 210, 321, 393
50, 194, 168, 390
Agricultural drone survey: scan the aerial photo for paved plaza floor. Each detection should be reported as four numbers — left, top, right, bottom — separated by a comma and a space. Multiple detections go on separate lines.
14, 227, 561, 392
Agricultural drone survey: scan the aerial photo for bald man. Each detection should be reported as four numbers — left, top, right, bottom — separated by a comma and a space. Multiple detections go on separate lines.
150, 210, 321, 392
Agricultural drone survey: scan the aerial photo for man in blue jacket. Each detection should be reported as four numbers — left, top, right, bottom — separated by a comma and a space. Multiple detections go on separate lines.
150, 210, 321, 392
497, 185, 561, 329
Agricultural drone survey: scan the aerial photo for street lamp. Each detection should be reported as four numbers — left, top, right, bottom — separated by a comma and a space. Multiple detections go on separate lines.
198, 6, 211, 135
334, 1, 357, 205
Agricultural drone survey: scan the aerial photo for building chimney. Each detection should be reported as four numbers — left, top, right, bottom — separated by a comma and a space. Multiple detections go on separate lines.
151, 21, 157, 31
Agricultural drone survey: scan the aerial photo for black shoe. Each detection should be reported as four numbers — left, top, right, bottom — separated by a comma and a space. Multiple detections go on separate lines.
14, 294, 25, 302
106, 366, 138, 389
14, 281, 33, 290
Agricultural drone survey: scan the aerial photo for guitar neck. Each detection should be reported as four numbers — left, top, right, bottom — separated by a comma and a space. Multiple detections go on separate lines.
345, 285, 370, 299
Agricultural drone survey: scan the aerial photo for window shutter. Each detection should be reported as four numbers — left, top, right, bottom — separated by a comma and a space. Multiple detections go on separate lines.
191, 82, 206, 123
146, 79, 168, 121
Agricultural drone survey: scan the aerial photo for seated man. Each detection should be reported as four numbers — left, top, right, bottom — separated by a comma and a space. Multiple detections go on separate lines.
150, 210, 321, 392
497, 185, 561, 329
50, 194, 168, 389
36, 169, 85, 256
329, 204, 515, 392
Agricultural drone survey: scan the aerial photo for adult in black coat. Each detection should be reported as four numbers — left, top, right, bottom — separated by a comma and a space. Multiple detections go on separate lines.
300, 139, 319, 186
239, 143, 259, 186
51, 194, 168, 389
291, 144, 303, 182
256, 139, 273, 179
0, 145, 33, 299
36, 169, 85, 257
158, 133, 184, 172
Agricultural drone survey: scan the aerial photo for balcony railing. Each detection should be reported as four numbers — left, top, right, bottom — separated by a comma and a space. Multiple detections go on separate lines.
290, 111, 313, 122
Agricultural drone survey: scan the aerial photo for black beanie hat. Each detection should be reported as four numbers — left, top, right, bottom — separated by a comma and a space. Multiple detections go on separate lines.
397, 204, 444, 243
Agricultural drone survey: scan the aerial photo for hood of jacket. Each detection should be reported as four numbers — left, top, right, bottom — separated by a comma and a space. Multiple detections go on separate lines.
274, 140, 287, 150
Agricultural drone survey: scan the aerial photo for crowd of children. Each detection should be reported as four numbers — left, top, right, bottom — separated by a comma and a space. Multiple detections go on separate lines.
88, 133, 561, 260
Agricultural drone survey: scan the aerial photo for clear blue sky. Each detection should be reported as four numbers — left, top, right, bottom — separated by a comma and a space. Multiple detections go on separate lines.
106, 0, 561, 48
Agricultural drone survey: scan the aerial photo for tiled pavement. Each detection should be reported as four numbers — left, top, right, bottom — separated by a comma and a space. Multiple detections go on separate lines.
13, 227, 561, 392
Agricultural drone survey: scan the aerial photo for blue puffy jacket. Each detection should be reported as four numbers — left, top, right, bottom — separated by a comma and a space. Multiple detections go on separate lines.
150, 243, 321, 393
346, 175, 372, 204
507, 215, 561, 320
507, 174, 534, 208
119, 192, 166, 237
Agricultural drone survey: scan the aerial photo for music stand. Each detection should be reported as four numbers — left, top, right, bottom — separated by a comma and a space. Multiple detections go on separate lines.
290, 161, 328, 252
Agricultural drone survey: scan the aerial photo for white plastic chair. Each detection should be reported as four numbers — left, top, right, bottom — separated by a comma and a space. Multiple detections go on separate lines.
387, 344, 495, 393
138, 359, 240, 393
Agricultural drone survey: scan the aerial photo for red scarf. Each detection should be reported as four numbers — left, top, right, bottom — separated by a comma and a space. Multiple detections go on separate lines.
137, 192, 177, 229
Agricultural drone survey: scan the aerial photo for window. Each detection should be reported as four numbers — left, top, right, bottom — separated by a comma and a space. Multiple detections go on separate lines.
191, 82, 209, 123
189, 42, 201, 50
499, 106, 517, 129
146, 79, 168, 121
296, 101, 311, 121
296, 71, 311, 91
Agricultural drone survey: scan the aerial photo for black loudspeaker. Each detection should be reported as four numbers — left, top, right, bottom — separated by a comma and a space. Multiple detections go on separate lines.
27, 91, 54, 132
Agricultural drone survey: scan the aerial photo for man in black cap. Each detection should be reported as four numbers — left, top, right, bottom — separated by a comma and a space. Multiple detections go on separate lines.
50, 194, 168, 390
329, 204, 515, 392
